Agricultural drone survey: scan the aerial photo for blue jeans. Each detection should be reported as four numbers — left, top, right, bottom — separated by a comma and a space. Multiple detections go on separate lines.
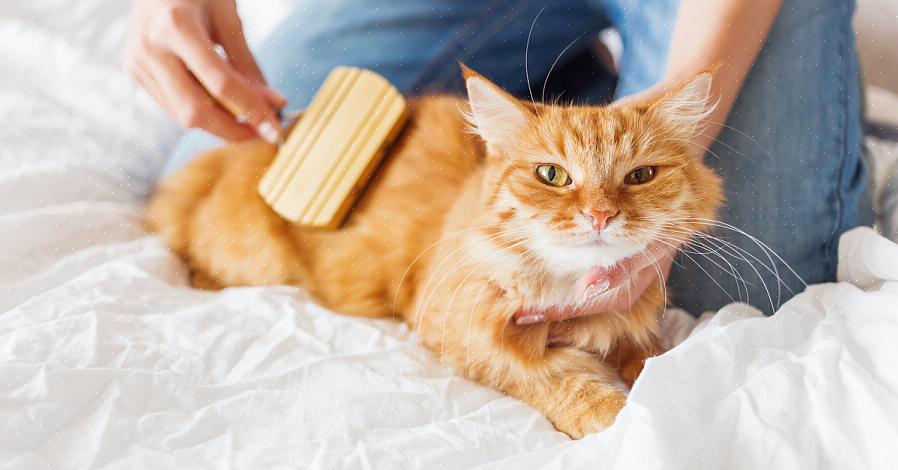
163, 0, 869, 315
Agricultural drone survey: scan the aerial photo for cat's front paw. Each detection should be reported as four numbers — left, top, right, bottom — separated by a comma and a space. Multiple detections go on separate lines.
551, 388, 626, 439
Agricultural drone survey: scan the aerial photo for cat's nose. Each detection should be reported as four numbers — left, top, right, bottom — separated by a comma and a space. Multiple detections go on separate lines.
585, 208, 619, 232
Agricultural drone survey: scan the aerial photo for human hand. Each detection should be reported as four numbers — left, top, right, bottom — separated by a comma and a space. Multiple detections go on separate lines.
514, 243, 676, 325
125, 0, 286, 143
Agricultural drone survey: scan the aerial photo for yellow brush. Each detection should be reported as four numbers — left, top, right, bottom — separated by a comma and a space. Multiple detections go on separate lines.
257, 67, 409, 229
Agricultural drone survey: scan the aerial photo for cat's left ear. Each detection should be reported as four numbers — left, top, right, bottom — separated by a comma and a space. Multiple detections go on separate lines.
461, 64, 532, 153
649, 72, 715, 137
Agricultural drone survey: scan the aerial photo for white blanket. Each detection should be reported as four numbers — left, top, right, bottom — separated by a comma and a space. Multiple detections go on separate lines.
3, 1, 898, 469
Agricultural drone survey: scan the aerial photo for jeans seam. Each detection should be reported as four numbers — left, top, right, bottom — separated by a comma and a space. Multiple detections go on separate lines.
407, 0, 545, 92
828, 0, 851, 276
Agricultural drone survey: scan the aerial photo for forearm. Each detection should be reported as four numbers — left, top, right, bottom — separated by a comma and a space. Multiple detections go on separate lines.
661, 0, 783, 153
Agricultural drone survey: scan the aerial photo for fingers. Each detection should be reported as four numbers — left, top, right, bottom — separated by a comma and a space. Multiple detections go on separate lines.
153, 53, 258, 141
586, 260, 670, 313
157, 6, 281, 143
210, 10, 264, 85
580, 243, 676, 302
210, 12, 288, 110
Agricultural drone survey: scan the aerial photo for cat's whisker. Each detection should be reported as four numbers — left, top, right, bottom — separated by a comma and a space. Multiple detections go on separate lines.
413, 229, 528, 326
410, 227, 529, 365
413, 230, 529, 356
461, 246, 540, 375
541, 35, 583, 104
710, 234, 792, 304
672, 234, 755, 304
656, 219, 801, 310
694, 230, 794, 298
701, 118, 772, 157
646, 225, 755, 301
663, 217, 806, 286
438, 236, 532, 368
692, 238, 755, 300
641, 223, 757, 303
635, 230, 739, 304
638, 249, 668, 320
455, 244, 541, 371
471, 247, 545, 374
693, 131, 758, 164
524, 6, 547, 105
392, 221, 518, 321
409, 224, 524, 364
412, 226, 526, 324
684, 230, 787, 305
653, 136, 726, 162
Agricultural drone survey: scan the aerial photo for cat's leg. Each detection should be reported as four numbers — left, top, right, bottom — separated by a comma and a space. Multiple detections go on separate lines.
545, 284, 665, 389
416, 281, 626, 438
611, 339, 663, 388
190, 269, 223, 291
499, 344, 627, 438
547, 315, 662, 389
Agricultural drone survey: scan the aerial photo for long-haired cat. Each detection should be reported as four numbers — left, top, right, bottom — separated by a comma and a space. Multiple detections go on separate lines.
147, 66, 722, 438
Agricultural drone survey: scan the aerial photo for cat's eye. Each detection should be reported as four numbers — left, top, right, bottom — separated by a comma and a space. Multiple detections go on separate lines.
624, 166, 657, 185
535, 164, 572, 187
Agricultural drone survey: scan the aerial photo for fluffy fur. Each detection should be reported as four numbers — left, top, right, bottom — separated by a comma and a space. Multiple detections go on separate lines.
147, 68, 723, 438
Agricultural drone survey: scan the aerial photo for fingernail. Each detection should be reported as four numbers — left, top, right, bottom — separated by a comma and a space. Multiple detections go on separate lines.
515, 313, 547, 325
584, 278, 612, 301
258, 121, 280, 144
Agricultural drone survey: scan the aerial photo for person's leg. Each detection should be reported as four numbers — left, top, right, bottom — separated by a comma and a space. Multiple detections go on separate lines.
161, 0, 609, 175
604, 0, 869, 315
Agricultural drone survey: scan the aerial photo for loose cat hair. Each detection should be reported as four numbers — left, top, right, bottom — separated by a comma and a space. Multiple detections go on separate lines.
147, 66, 723, 438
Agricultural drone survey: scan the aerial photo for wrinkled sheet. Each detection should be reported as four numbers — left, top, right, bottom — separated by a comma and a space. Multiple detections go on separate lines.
3, 1, 898, 469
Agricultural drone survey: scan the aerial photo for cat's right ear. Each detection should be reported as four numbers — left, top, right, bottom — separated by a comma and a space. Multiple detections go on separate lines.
648, 71, 716, 138
461, 64, 531, 153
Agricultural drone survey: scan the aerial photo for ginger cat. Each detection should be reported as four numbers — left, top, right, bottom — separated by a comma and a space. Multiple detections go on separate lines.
147, 66, 723, 438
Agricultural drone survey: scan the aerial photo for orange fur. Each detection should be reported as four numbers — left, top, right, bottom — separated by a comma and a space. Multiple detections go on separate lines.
146, 69, 723, 438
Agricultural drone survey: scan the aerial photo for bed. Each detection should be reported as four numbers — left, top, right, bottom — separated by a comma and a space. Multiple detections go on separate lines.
2, 1, 898, 468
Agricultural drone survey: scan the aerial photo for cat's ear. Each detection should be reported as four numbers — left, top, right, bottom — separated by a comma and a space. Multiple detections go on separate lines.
461, 64, 531, 152
650, 72, 715, 137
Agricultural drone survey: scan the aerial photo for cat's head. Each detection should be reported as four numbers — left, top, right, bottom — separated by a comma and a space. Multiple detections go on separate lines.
462, 66, 723, 275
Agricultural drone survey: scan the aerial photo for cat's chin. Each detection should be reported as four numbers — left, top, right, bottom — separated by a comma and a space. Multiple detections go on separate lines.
530, 237, 648, 276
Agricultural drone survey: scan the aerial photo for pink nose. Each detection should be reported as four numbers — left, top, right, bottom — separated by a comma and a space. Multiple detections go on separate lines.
586, 208, 618, 232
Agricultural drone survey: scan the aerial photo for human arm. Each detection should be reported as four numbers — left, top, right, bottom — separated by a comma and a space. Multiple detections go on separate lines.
617, 0, 784, 156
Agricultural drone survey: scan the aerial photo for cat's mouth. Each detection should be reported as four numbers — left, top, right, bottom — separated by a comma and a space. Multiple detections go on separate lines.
573, 234, 608, 247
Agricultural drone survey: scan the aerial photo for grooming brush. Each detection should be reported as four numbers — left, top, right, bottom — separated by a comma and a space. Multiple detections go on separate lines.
257, 67, 409, 229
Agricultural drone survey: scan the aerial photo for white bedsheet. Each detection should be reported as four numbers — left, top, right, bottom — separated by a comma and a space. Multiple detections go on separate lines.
3, 1, 898, 469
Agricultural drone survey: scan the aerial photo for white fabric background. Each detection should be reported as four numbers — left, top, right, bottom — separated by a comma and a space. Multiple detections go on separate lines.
2, 1, 898, 469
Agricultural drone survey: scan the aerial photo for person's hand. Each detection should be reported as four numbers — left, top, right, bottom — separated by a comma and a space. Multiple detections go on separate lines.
124, 0, 286, 143
514, 243, 676, 325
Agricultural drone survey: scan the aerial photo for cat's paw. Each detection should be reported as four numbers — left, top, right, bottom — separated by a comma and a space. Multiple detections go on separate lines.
552, 389, 627, 439
619, 356, 646, 388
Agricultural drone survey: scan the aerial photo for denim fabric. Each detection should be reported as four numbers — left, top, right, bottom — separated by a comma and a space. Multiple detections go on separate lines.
665, 0, 869, 314
162, 0, 869, 316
